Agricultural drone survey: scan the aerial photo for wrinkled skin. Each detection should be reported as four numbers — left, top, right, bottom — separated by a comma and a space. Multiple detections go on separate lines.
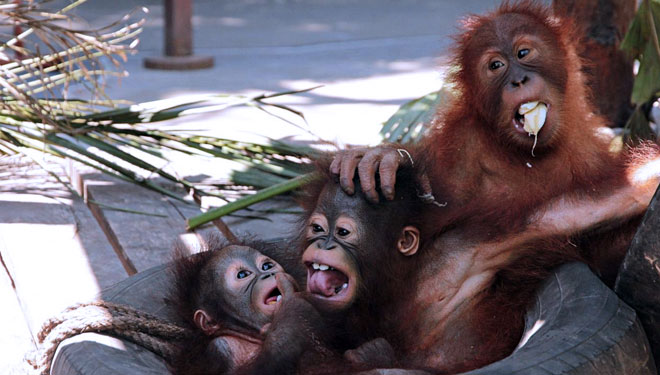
196, 245, 289, 333
300, 182, 421, 313
301, 184, 368, 310
329, 145, 426, 203
172, 243, 302, 375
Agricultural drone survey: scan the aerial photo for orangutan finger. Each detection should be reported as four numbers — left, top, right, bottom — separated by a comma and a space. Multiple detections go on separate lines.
358, 152, 382, 203
276, 273, 297, 298
417, 173, 433, 198
339, 150, 365, 195
379, 151, 401, 200
259, 323, 272, 335
329, 153, 342, 175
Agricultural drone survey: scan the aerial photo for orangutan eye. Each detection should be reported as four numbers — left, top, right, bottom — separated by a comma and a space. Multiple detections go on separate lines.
517, 48, 530, 59
262, 262, 274, 271
337, 228, 350, 237
237, 270, 251, 279
489, 60, 504, 70
311, 224, 324, 233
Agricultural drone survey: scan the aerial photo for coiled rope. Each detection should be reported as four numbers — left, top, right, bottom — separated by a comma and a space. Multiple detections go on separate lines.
28, 301, 194, 375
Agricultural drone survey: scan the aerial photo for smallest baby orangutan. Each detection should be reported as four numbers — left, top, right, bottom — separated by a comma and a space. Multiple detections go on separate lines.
170, 237, 335, 375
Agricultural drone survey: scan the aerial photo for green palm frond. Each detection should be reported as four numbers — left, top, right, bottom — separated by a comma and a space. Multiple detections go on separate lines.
0, 91, 324, 201
380, 87, 453, 144
0, 1, 322, 218
186, 88, 457, 228
621, 0, 660, 142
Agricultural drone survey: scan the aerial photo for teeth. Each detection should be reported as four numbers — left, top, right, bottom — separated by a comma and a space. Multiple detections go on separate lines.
276, 295, 282, 302
267, 300, 276, 305
311, 263, 333, 271
333, 283, 349, 294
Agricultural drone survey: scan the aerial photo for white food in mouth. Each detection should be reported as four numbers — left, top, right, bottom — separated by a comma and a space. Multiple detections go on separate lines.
518, 101, 548, 156
519, 101, 547, 135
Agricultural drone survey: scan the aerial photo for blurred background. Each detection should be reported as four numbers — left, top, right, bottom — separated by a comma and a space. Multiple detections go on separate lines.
65, 0, 508, 146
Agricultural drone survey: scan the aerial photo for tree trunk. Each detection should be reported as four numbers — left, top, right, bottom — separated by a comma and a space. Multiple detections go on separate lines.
553, 0, 636, 127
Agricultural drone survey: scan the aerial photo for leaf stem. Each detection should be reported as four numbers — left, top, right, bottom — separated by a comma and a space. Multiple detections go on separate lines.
186, 173, 316, 230
646, 0, 660, 60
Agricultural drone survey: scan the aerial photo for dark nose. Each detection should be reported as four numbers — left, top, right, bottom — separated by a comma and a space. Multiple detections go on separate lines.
260, 272, 276, 280
316, 238, 337, 250
511, 74, 529, 87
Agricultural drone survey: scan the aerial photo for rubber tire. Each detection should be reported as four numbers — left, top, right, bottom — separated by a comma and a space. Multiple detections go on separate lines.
464, 262, 656, 375
52, 263, 655, 375
616, 184, 660, 368
51, 264, 175, 375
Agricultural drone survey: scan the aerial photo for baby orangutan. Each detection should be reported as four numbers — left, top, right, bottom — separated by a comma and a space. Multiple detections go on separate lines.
170, 236, 394, 375
292, 158, 429, 372
170, 237, 332, 375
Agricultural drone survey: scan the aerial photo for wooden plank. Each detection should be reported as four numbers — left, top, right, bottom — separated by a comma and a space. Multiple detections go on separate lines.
74, 170, 217, 272
218, 196, 300, 241
0, 156, 127, 341
68, 159, 299, 273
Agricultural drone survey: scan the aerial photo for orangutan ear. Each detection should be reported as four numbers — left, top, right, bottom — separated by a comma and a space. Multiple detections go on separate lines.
194, 309, 221, 336
397, 226, 420, 256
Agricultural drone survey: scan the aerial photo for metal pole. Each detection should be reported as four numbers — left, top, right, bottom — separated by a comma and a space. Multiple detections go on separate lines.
164, 0, 192, 56
144, 0, 213, 70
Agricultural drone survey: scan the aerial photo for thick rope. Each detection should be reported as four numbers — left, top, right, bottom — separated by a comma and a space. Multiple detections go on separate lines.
27, 301, 194, 375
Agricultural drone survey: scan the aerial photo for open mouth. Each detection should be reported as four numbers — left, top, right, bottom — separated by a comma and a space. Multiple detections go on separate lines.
263, 286, 282, 306
306, 262, 350, 298
513, 111, 526, 133
513, 101, 548, 136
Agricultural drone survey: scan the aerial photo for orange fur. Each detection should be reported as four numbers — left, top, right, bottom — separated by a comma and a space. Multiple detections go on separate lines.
380, 2, 658, 372
415, 1, 627, 239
